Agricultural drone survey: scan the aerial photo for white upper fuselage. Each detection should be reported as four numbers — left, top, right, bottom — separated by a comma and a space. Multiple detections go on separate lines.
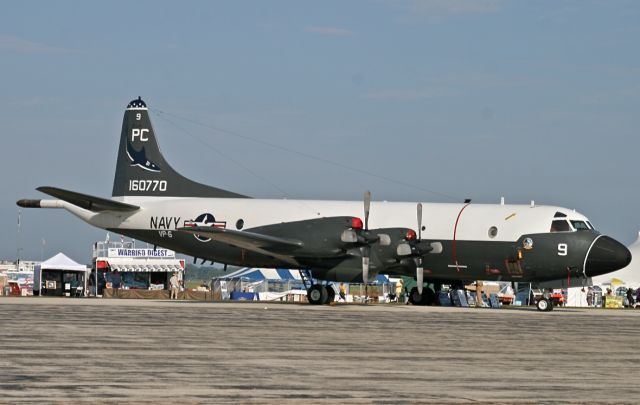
71, 196, 590, 242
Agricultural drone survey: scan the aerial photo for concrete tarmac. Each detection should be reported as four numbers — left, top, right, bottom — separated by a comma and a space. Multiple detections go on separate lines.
1, 297, 639, 405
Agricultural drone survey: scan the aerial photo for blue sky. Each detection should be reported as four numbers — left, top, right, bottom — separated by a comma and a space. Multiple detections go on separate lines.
1, 0, 639, 263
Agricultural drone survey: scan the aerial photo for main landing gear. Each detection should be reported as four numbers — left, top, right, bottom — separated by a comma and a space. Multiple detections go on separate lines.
307, 284, 335, 305
300, 270, 336, 305
408, 286, 437, 306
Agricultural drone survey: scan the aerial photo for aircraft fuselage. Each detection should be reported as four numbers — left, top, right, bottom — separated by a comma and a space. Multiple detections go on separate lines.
54, 196, 622, 283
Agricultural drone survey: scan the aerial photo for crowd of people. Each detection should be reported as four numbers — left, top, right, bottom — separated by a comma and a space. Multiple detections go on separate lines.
624, 287, 639, 307
598, 286, 640, 308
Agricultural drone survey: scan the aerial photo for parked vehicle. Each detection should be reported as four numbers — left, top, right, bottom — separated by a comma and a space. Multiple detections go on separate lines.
8, 282, 21, 296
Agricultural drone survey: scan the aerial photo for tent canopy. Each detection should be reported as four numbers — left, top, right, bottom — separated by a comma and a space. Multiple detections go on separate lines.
601, 278, 625, 286
37, 252, 88, 272
223, 268, 301, 281
104, 258, 183, 273
221, 267, 389, 283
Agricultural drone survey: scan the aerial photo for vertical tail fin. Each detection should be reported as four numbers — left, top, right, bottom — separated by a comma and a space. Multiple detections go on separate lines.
112, 97, 247, 199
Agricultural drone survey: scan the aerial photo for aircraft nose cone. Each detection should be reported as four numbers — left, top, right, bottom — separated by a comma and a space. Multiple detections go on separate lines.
585, 236, 631, 277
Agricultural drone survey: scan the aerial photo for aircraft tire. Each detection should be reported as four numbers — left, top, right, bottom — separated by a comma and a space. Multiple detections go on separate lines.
536, 298, 553, 312
546, 299, 554, 312
325, 286, 335, 304
408, 287, 424, 306
308, 284, 328, 305
422, 287, 436, 306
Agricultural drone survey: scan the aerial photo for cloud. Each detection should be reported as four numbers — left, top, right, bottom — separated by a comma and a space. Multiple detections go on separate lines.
305, 26, 354, 36
406, 0, 504, 15
0, 34, 74, 54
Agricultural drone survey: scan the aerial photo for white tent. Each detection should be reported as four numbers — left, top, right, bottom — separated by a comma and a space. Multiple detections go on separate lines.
566, 287, 589, 307
34, 253, 89, 296
593, 232, 640, 289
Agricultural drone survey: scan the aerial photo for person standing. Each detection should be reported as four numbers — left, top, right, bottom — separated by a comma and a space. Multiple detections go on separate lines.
395, 279, 404, 303
338, 282, 347, 302
626, 288, 635, 308
169, 272, 180, 300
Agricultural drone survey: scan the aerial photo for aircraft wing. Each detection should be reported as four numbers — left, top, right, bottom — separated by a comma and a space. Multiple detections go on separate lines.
35, 186, 140, 212
177, 226, 304, 264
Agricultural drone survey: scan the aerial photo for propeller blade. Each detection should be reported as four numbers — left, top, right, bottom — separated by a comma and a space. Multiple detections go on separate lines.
362, 255, 370, 283
417, 263, 424, 295
361, 244, 371, 282
364, 190, 371, 230
417, 203, 423, 241
416, 203, 425, 295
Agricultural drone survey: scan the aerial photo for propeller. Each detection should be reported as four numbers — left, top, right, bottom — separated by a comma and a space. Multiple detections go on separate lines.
364, 191, 371, 231
339, 190, 381, 289
417, 203, 422, 240
362, 191, 372, 301
416, 203, 424, 295
362, 254, 370, 285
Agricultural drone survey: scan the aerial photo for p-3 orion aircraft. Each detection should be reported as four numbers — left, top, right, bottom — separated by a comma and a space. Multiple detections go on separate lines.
18, 97, 631, 310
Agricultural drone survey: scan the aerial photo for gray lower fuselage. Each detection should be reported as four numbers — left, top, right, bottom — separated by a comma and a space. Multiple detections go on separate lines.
110, 226, 610, 284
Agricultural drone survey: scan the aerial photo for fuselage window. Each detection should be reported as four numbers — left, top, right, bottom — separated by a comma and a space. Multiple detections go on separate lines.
570, 220, 590, 231
550, 220, 571, 232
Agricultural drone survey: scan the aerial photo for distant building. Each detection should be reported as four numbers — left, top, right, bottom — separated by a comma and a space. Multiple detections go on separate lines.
0, 260, 39, 295
0, 260, 39, 273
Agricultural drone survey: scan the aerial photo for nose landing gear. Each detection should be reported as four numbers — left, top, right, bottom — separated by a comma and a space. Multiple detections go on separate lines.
536, 297, 554, 311
407, 286, 437, 305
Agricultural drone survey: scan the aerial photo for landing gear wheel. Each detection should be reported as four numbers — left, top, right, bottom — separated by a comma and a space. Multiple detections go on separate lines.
408, 287, 424, 306
422, 287, 436, 306
308, 284, 328, 305
537, 298, 553, 312
325, 285, 336, 304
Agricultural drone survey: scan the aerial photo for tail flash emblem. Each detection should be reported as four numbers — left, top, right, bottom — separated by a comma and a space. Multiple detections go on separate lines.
126, 142, 161, 172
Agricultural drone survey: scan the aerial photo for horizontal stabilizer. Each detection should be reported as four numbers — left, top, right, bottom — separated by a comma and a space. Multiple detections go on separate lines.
35, 186, 140, 212
176, 226, 303, 256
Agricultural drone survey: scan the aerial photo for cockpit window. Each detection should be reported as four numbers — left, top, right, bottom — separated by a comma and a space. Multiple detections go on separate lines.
554, 212, 567, 218
570, 220, 590, 231
586, 221, 595, 230
550, 220, 571, 232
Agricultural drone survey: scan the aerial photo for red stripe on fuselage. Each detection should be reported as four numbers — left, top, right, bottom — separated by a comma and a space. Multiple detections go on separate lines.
452, 203, 471, 271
